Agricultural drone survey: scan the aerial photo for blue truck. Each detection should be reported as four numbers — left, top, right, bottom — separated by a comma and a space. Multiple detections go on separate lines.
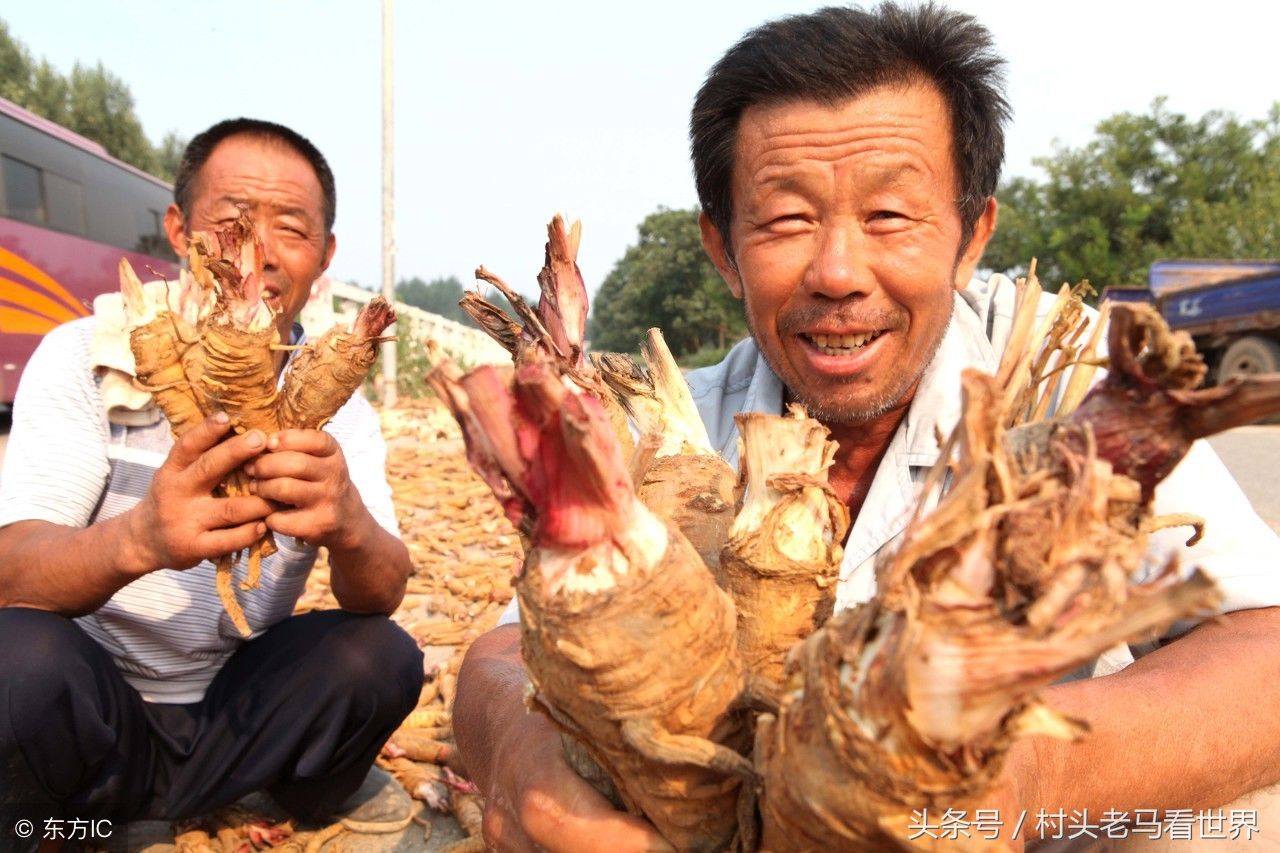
1099, 259, 1280, 384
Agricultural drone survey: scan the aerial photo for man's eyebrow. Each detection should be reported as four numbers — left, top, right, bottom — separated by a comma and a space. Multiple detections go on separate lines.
215, 196, 315, 222
752, 172, 810, 195
869, 164, 924, 190
271, 204, 314, 221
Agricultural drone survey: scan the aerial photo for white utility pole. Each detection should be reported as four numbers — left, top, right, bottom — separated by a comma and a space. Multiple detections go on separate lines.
380, 0, 398, 406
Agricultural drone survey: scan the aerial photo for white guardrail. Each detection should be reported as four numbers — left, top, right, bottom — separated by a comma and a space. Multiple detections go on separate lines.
300, 276, 511, 367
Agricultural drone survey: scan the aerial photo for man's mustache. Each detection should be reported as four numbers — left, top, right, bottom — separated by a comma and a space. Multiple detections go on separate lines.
777, 301, 906, 335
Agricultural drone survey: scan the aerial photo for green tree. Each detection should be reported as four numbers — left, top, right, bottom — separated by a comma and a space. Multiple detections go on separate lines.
984, 100, 1280, 289
0, 22, 32, 105
63, 63, 158, 172
0, 19, 178, 178
396, 275, 467, 322
588, 206, 744, 357
26, 61, 68, 119
153, 131, 188, 182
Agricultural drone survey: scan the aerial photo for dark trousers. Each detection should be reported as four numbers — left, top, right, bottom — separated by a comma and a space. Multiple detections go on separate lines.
0, 608, 423, 826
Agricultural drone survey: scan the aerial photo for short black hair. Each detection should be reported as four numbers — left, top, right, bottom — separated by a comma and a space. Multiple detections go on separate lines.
691, 2, 1009, 255
173, 118, 337, 233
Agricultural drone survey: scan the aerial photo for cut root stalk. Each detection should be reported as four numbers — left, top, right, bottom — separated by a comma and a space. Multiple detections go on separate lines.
433, 349, 751, 852
720, 406, 847, 696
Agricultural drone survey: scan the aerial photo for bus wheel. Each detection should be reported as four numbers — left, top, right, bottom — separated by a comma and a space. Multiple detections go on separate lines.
1219, 336, 1280, 384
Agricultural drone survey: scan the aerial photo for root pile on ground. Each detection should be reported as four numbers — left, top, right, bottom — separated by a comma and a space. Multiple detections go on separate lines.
119, 211, 394, 636
431, 223, 1280, 850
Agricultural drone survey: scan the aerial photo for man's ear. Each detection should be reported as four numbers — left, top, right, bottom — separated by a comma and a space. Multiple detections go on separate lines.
163, 204, 188, 257
954, 196, 998, 290
699, 211, 743, 299
321, 232, 337, 274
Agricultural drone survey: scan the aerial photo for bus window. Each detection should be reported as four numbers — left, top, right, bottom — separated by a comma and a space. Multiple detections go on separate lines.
2, 155, 43, 223
133, 206, 174, 260
1, 155, 86, 236
44, 171, 86, 235
0, 98, 182, 407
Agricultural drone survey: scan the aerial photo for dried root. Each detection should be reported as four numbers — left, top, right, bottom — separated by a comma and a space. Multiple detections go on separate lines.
719, 406, 847, 698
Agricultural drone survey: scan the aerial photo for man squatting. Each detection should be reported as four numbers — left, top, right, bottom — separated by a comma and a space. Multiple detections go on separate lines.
0, 119, 422, 828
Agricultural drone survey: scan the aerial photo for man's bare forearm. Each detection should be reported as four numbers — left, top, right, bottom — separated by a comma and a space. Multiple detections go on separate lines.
0, 516, 152, 615
454, 624, 530, 788
1015, 606, 1280, 815
327, 512, 412, 615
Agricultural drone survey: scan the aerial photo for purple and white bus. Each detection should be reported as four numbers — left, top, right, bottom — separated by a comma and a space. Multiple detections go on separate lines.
0, 96, 180, 406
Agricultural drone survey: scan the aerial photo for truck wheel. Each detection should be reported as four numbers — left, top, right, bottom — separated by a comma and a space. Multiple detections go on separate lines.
1218, 336, 1280, 383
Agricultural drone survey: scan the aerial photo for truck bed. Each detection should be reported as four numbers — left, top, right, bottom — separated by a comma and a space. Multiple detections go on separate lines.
1158, 270, 1280, 338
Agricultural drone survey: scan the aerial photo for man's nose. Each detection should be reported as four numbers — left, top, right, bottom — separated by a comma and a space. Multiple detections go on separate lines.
802, 223, 874, 300
255, 223, 280, 269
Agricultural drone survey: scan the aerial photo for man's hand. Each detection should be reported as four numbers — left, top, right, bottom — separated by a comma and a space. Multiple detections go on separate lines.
245, 427, 411, 614
983, 747, 1033, 852
126, 411, 274, 574
243, 428, 364, 549
481, 707, 673, 853
456, 625, 673, 853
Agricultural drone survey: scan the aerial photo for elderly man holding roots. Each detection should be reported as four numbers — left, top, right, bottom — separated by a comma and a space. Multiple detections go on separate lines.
454, 4, 1280, 851
0, 119, 420, 832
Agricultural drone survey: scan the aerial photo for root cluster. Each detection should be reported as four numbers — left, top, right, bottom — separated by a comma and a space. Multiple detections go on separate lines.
120, 211, 395, 635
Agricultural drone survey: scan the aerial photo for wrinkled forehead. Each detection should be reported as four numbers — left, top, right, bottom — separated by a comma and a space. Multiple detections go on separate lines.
730, 82, 959, 193
197, 133, 322, 193
191, 135, 327, 218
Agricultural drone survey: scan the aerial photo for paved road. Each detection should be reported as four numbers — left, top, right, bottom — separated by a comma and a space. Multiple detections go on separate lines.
1207, 426, 1280, 534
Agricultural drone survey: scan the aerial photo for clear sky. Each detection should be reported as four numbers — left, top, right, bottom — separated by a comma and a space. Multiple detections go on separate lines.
3, 1, 1276, 297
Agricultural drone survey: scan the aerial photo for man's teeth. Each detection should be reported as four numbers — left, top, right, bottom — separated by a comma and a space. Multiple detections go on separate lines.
810, 332, 878, 353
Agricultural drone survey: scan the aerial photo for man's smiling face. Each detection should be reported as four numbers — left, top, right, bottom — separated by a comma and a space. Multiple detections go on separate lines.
701, 81, 995, 425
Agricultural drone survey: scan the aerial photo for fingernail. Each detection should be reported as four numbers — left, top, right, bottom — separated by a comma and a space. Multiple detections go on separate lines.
267, 434, 280, 450
213, 411, 230, 424
246, 431, 265, 448
248, 479, 258, 494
